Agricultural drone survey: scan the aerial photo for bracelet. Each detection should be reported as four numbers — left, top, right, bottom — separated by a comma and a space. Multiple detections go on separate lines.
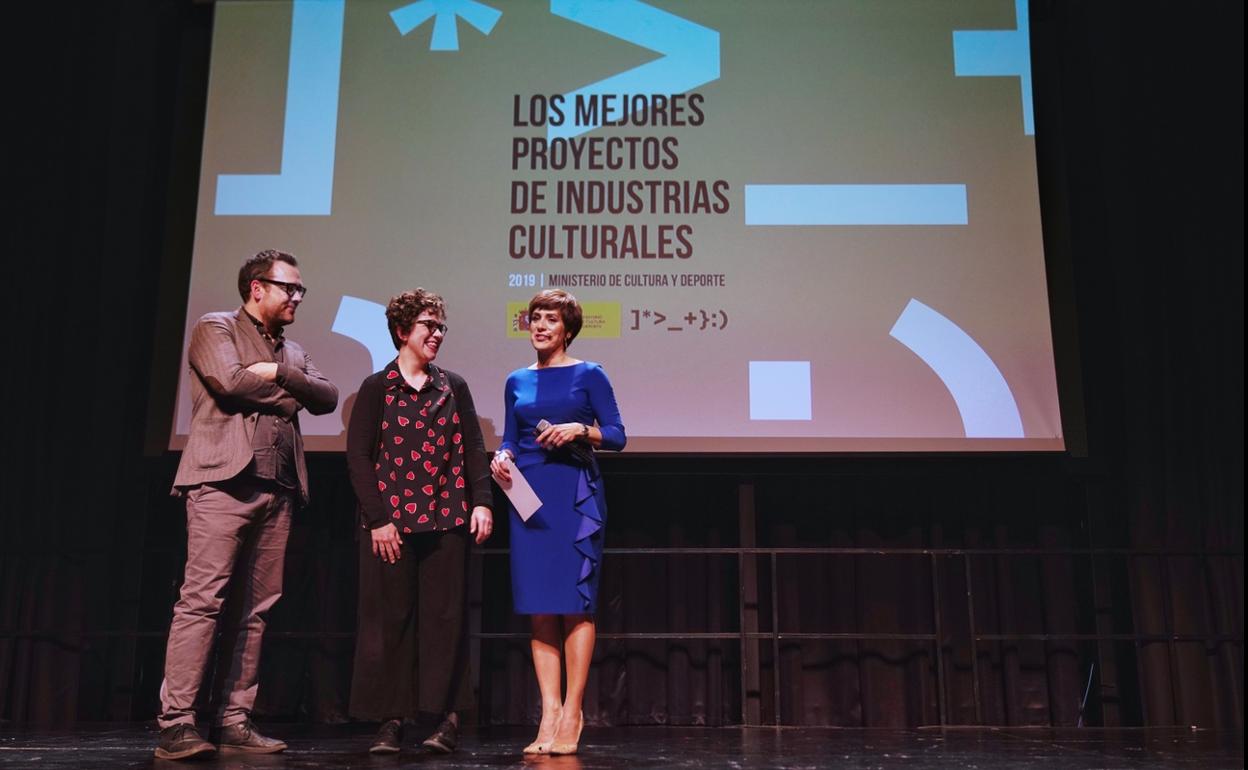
580, 423, 590, 438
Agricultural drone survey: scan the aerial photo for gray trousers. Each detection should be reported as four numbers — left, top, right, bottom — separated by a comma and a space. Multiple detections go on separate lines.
158, 477, 293, 728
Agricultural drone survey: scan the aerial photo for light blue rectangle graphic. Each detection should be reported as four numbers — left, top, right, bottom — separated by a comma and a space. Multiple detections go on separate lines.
749, 361, 812, 421
952, 0, 1033, 135
744, 184, 968, 226
215, 0, 344, 216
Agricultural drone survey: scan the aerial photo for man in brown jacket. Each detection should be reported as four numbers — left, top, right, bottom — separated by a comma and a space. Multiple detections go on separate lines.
156, 249, 338, 760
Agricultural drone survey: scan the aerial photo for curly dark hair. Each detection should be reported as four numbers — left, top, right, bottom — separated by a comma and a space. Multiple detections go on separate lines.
386, 288, 446, 349
237, 249, 298, 301
528, 289, 583, 348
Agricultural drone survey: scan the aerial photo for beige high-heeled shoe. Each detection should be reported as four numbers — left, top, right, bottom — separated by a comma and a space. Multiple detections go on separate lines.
548, 710, 583, 755
523, 707, 562, 754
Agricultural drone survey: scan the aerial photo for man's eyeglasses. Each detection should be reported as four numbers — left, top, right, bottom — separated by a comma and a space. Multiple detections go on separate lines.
415, 319, 448, 335
257, 278, 308, 299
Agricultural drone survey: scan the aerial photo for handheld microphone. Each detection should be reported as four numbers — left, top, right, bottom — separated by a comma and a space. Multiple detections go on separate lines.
536, 419, 594, 465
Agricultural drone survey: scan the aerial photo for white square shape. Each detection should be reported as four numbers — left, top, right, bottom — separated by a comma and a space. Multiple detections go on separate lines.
749, 361, 812, 420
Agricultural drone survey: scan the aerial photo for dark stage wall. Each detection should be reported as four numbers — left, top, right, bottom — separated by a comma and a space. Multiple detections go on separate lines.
1, 0, 1241, 729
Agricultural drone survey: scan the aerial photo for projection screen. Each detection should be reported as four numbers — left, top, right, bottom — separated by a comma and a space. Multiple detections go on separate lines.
172, 0, 1063, 452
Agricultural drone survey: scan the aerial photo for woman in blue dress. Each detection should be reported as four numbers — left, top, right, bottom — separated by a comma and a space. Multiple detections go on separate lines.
490, 289, 626, 756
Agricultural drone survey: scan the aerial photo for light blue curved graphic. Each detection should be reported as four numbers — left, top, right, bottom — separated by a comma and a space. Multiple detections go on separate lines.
953, 0, 1033, 135
889, 298, 1024, 438
391, 0, 501, 51
215, 0, 344, 216
332, 296, 394, 372
549, 0, 719, 140
745, 184, 967, 226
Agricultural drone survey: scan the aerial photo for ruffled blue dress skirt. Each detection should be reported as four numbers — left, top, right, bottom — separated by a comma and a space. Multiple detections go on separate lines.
509, 456, 606, 614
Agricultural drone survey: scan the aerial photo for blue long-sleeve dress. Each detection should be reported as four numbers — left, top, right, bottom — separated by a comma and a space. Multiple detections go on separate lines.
499, 362, 626, 614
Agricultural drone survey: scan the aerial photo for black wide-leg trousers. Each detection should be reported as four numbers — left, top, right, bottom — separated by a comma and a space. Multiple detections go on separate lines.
349, 527, 472, 720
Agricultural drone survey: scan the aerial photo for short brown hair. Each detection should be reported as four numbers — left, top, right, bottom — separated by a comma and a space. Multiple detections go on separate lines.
237, 249, 298, 301
528, 289, 583, 348
386, 288, 446, 349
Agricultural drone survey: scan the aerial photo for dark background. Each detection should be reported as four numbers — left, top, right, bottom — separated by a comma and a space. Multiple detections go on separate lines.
2, 0, 1241, 728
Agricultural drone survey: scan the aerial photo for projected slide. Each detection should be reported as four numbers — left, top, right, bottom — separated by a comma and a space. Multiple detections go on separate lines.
173, 0, 1063, 452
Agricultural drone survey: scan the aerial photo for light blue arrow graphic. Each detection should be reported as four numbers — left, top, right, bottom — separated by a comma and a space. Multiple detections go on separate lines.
391, 0, 501, 51
953, 0, 1033, 135
332, 296, 395, 372
889, 298, 1024, 438
215, 0, 344, 216
549, 0, 719, 140
745, 184, 968, 226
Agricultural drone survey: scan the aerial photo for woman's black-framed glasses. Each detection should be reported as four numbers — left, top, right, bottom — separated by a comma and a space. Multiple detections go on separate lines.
415, 319, 448, 335
258, 278, 308, 299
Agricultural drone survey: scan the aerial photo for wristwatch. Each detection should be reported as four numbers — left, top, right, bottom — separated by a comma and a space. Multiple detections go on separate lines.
580, 423, 590, 438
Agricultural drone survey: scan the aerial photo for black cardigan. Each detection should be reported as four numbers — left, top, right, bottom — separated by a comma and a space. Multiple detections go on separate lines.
345, 364, 493, 529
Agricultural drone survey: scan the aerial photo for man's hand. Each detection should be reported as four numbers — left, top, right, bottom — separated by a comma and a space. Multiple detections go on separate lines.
246, 362, 279, 382
469, 506, 493, 544
371, 523, 403, 564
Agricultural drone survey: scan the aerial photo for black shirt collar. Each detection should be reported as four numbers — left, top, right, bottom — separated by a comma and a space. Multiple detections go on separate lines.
241, 307, 284, 345
383, 359, 449, 394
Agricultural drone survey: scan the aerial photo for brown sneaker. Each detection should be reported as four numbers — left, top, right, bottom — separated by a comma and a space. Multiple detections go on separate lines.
154, 723, 216, 760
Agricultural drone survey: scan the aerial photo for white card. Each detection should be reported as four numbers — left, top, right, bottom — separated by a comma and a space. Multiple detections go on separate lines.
498, 457, 542, 522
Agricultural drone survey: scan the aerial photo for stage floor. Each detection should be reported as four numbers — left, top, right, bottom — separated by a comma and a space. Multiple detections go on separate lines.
0, 725, 1241, 769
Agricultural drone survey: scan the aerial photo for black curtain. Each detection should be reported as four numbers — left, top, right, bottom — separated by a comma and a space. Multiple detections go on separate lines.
1040, 0, 1244, 729
1, 0, 1241, 728
3, 0, 208, 723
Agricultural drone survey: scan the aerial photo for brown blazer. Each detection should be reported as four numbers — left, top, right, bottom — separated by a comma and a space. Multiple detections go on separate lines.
172, 308, 339, 504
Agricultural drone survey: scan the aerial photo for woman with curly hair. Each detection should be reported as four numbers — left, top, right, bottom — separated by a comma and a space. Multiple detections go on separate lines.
345, 288, 494, 755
